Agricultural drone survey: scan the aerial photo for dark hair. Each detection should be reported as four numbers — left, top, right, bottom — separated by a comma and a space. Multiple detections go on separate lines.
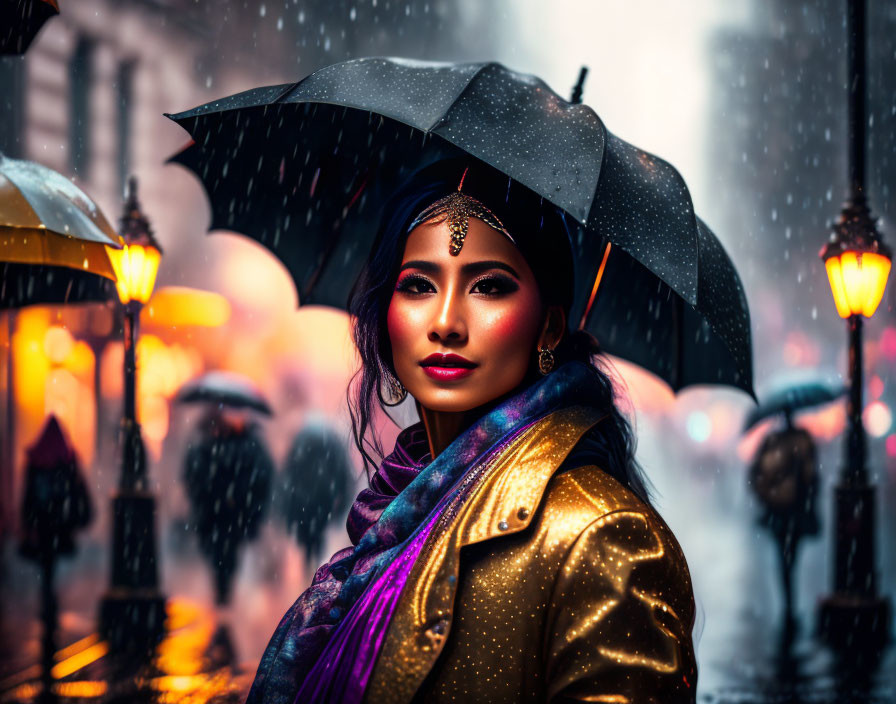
347, 160, 652, 504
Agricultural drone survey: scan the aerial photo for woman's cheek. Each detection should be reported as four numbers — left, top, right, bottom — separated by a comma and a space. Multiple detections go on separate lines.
386, 297, 408, 352
387, 296, 425, 373
480, 301, 542, 351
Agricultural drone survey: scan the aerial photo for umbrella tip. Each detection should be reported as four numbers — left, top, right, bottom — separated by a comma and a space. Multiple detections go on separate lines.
570, 66, 588, 105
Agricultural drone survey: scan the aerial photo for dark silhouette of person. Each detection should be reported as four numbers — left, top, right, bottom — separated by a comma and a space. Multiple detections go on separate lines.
182, 410, 273, 606
278, 420, 354, 566
748, 420, 820, 626
19, 415, 93, 702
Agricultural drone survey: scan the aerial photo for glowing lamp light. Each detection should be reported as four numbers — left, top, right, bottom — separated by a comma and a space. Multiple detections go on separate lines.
107, 175, 163, 306
106, 242, 161, 305
823, 250, 891, 318
820, 203, 892, 319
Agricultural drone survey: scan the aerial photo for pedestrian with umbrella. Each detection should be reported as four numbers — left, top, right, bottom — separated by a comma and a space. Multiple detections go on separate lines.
19, 415, 93, 702
744, 383, 844, 630
177, 372, 274, 607
278, 417, 355, 567
170, 58, 755, 704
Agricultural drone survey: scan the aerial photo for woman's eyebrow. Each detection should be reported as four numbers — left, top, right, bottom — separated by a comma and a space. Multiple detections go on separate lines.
461, 261, 520, 279
398, 260, 439, 274
397, 259, 520, 279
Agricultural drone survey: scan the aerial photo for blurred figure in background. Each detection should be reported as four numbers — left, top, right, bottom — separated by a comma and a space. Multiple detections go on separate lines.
182, 408, 274, 606
278, 418, 354, 567
748, 420, 820, 627
19, 415, 93, 701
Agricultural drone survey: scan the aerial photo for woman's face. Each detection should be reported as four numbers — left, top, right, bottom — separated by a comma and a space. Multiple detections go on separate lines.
387, 217, 547, 414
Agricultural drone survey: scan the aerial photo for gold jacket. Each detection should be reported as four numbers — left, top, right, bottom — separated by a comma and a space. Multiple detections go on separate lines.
366, 406, 698, 703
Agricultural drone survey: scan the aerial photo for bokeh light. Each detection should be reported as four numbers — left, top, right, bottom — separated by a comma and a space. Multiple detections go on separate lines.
686, 411, 712, 443
886, 433, 896, 458
864, 401, 892, 438
43, 325, 74, 364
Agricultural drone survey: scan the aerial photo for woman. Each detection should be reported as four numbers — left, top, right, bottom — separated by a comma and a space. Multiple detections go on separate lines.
247, 160, 697, 704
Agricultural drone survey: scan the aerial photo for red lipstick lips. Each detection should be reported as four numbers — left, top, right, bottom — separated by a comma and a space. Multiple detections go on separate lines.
419, 353, 478, 381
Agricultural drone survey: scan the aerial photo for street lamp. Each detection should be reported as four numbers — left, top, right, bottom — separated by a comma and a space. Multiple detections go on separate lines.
817, 0, 891, 651
99, 176, 166, 651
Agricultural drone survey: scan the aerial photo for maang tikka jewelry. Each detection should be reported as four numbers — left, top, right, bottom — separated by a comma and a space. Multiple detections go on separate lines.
407, 168, 514, 256
537, 347, 555, 376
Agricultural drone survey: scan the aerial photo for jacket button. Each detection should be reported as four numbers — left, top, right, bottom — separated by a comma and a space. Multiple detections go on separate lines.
517, 507, 529, 520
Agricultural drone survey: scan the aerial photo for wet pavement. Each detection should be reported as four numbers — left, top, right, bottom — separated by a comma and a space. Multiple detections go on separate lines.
1, 479, 894, 703
1, 595, 253, 703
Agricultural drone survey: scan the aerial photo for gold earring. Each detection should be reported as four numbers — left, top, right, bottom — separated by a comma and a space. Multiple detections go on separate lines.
386, 373, 407, 404
537, 347, 555, 376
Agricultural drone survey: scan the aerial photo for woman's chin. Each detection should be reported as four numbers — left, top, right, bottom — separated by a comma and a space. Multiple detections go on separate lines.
411, 385, 492, 415
411, 382, 520, 416
414, 396, 482, 415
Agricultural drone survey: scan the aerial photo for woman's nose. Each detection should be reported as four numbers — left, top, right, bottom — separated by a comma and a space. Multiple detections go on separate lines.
428, 285, 467, 343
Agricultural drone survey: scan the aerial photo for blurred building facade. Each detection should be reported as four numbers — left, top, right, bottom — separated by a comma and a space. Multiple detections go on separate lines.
0, 0, 498, 540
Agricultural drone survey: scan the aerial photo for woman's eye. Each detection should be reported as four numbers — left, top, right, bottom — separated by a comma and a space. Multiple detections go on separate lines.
395, 275, 435, 294
471, 275, 519, 296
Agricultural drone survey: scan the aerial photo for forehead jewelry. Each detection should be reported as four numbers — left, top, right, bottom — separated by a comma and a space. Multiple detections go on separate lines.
407, 169, 513, 256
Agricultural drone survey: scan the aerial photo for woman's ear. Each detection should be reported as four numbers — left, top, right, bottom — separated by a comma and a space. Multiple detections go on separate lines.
537, 305, 566, 350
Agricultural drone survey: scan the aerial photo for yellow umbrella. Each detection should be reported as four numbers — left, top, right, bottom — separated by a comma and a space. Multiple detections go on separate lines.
1, 154, 121, 280
1, 154, 123, 308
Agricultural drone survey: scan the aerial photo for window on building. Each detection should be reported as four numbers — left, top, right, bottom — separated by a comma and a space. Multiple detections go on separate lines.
68, 37, 94, 177
0, 57, 26, 158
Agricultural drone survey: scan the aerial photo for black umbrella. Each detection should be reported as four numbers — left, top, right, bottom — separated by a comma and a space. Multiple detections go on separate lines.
167, 57, 753, 395
278, 421, 354, 565
176, 371, 273, 415
743, 382, 846, 432
1, 0, 59, 55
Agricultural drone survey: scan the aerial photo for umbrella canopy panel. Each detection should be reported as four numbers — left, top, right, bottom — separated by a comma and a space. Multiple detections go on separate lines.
0, 155, 120, 245
584, 218, 752, 396
0, 261, 115, 309
0, 0, 59, 55
743, 383, 846, 432
176, 371, 272, 415
1, 226, 116, 279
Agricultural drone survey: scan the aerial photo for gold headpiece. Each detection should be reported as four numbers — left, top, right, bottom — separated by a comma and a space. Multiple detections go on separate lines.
407, 168, 512, 255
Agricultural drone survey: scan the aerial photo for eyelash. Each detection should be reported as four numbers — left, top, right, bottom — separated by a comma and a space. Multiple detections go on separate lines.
394, 274, 519, 297
394, 274, 434, 295
470, 275, 519, 296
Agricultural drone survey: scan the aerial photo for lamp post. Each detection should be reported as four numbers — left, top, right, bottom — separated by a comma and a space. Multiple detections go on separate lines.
99, 176, 166, 651
817, 0, 891, 651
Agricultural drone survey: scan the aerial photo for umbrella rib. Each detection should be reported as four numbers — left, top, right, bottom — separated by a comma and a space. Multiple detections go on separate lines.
424, 63, 496, 133
674, 294, 685, 392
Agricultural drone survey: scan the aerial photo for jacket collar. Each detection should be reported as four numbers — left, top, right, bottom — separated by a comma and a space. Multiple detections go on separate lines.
459, 405, 607, 546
